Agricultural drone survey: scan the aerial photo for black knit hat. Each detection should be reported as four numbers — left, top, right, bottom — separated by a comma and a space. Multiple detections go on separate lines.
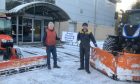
82, 23, 88, 27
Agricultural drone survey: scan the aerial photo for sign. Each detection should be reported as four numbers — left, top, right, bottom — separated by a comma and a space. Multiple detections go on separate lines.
62, 31, 78, 42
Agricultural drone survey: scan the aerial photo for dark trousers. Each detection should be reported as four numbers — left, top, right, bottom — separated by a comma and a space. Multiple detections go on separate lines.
80, 44, 90, 71
46, 45, 57, 66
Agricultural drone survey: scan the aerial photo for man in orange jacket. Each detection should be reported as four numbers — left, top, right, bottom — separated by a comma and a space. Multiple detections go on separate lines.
43, 22, 60, 69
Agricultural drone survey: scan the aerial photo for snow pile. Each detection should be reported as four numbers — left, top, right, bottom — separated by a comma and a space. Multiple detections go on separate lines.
0, 41, 132, 84
14, 46, 47, 58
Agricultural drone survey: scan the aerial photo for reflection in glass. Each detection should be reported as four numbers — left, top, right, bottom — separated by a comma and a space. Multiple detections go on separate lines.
23, 18, 32, 42
34, 20, 41, 42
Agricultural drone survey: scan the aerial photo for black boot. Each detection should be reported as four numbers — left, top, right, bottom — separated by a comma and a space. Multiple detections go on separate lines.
47, 65, 51, 70
78, 67, 84, 70
86, 70, 91, 74
54, 65, 61, 68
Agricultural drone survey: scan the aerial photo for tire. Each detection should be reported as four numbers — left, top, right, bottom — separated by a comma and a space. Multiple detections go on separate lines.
3, 47, 11, 60
103, 35, 119, 51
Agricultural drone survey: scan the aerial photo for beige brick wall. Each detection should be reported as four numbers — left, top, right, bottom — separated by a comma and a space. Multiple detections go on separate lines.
94, 25, 115, 40
76, 23, 115, 40
54, 21, 69, 37
55, 21, 115, 40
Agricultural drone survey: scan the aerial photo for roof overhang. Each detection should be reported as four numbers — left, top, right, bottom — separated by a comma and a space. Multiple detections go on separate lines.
6, 1, 70, 21
126, 9, 140, 14
108, 0, 121, 3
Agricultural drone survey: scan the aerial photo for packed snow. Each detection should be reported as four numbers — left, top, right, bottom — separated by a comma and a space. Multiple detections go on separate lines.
0, 41, 138, 84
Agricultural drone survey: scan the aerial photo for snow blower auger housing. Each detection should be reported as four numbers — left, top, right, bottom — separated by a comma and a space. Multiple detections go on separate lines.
0, 13, 47, 77
90, 9, 140, 82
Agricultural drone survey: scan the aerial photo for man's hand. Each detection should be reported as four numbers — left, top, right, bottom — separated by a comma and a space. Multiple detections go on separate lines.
94, 43, 98, 47
90, 42, 98, 48
78, 41, 81, 45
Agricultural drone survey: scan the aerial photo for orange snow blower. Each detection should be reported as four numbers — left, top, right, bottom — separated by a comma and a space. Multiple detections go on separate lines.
0, 13, 47, 76
90, 9, 140, 82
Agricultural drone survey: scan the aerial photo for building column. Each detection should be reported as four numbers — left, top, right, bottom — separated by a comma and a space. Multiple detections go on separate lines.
32, 18, 34, 42
94, 0, 97, 36
16, 16, 19, 45
41, 20, 44, 42
58, 21, 61, 36
22, 17, 24, 42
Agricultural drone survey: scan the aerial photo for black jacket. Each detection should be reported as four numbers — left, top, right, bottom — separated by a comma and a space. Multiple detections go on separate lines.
77, 29, 97, 47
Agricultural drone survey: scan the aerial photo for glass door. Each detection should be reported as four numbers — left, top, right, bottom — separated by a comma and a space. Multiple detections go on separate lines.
23, 18, 32, 42
34, 20, 41, 42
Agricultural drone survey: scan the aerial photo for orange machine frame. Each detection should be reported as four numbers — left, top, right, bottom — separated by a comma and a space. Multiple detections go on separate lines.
90, 48, 140, 81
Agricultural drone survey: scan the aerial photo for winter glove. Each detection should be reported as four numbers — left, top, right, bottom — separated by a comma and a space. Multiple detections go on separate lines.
94, 43, 98, 47
78, 40, 81, 45
90, 42, 97, 48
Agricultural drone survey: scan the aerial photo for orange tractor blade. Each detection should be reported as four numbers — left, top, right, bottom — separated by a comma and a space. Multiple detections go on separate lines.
0, 55, 47, 76
90, 48, 140, 81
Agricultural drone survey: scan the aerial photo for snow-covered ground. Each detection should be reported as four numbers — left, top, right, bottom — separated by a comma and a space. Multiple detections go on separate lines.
0, 41, 138, 84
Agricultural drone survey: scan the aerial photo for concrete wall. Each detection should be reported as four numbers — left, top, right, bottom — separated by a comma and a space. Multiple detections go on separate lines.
55, 0, 116, 40
0, 0, 5, 12
56, 0, 94, 23
56, 0, 116, 26
96, 0, 116, 26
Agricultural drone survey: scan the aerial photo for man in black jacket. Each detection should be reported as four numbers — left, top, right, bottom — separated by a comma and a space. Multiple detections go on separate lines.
77, 23, 97, 74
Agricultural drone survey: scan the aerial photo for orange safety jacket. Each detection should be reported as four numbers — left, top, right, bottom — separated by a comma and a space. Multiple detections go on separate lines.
43, 28, 60, 46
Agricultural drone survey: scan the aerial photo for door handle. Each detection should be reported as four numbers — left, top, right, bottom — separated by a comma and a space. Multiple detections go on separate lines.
30, 29, 35, 31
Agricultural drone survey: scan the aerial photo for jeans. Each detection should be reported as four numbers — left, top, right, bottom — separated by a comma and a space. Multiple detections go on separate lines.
46, 45, 57, 66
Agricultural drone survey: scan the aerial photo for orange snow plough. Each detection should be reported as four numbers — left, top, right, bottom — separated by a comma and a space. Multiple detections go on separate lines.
90, 47, 140, 81
90, 9, 140, 82
0, 13, 47, 76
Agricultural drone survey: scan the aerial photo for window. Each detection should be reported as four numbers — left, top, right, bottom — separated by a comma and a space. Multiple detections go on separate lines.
0, 18, 11, 35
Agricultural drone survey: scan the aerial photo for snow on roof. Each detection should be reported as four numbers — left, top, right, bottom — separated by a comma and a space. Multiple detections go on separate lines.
8, 1, 49, 13
7, 1, 70, 21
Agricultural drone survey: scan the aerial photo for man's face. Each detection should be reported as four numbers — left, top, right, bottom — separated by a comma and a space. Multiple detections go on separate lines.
48, 23, 54, 30
83, 25, 88, 30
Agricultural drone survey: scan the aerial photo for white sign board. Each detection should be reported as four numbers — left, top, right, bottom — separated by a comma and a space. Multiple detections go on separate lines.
62, 31, 78, 42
